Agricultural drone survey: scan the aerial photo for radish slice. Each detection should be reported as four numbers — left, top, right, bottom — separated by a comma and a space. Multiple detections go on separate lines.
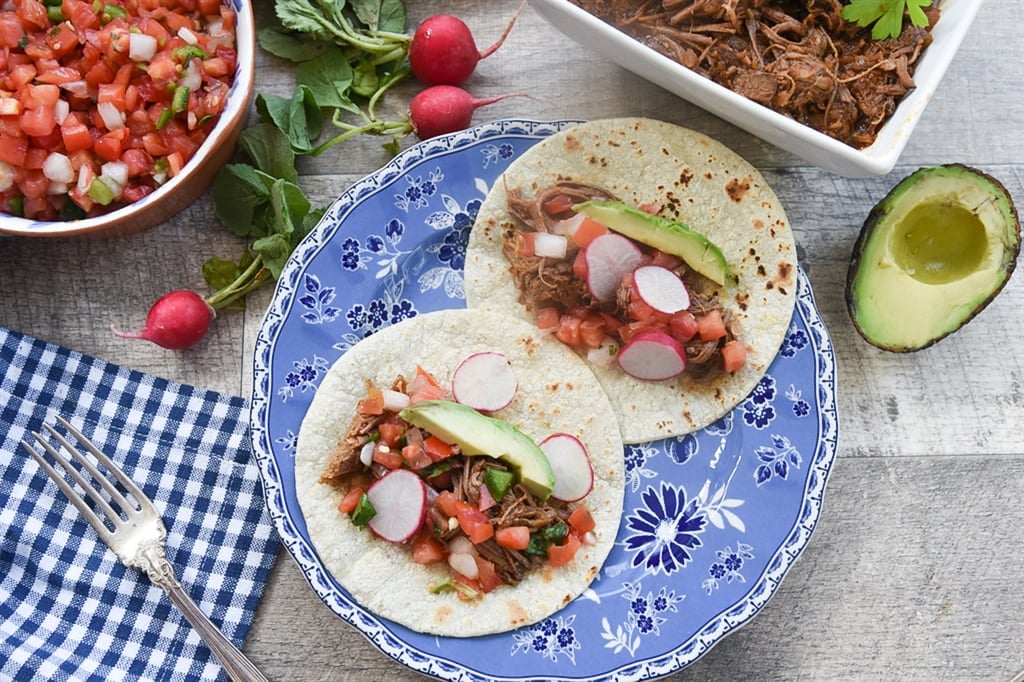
539, 433, 594, 502
451, 351, 518, 412
616, 329, 687, 381
584, 233, 644, 301
632, 265, 691, 314
366, 469, 427, 543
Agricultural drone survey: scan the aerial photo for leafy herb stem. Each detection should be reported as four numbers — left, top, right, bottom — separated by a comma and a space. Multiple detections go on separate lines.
205, 258, 270, 310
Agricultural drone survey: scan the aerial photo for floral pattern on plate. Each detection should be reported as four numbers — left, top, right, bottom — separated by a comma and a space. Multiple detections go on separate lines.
250, 119, 839, 681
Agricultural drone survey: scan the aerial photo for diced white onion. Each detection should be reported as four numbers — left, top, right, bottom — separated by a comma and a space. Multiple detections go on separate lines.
129, 33, 158, 61
101, 161, 129, 190
447, 536, 477, 557
359, 441, 376, 467
97, 101, 125, 130
47, 180, 69, 195
177, 26, 199, 44
582, 531, 598, 546
42, 152, 74, 184
551, 213, 585, 237
533, 232, 568, 259
0, 161, 15, 193
180, 60, 202, 91
60, 80, 90, 99
54, 99, 70, 125
447, 553, 478, 580
381, 390, 411, 412
586, 339, 619, 369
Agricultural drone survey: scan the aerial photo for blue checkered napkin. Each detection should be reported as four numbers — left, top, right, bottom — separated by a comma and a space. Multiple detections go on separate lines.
0, 326, 279, 682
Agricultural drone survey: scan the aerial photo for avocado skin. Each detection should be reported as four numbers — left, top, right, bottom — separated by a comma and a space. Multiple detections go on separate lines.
845, 164, 1020, 352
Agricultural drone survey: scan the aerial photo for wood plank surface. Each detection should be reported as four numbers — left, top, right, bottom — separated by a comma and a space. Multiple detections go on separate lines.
1, 0, 1021, 680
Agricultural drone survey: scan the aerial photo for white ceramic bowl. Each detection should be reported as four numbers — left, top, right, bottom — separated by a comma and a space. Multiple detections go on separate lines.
530, 0, 979, 177
0, 0, 255, 238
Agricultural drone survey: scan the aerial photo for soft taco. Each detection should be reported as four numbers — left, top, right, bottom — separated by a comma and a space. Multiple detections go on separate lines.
295, 308, 624, 637
465, 118, 797, 444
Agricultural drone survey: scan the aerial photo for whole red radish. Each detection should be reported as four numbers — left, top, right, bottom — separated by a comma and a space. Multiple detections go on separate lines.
112, 290, 215, 350
409, 2, 526, 86
409, 85, 528, 140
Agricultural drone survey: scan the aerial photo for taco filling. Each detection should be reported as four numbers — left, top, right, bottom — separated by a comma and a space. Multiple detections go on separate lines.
318, 363, 597, 598
502, 180, 746, 383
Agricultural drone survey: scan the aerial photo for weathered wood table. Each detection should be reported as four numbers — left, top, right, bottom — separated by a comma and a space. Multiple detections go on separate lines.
2, 1, 1021, 679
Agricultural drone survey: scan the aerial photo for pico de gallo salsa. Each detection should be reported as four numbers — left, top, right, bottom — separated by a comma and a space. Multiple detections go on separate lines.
321, 366, 597, 600
0, 0, 237, 221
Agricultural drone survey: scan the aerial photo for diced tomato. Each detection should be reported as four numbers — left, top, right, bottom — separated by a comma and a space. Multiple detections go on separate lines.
0, 133, 28, 165
475, 557, 503, 592
423, 435, 454, 462
401, 442, 433, 470
668, 310, 699, 343
17, 169, 48, 200
60, 115, 93, 153
578, 314, 607, 349
533, 302, 566, 334
408, 366, 447, 403
45, 21, 79, 57
455, 502, 494, 544
337, 487, 365, 514
541, 193, 575, 216
93, 129, 128, 163
697, 309, 727, 341
568, 505, 596, 535
0, 13, 25, 49
121, 148, 154, 177
62, 0, 100, 30
627, 296, 658, 324
356, 383, 385, 415
411, 527, 446, 565
516, 231, 537, 258
372, 443, 404, 470
22, 147, 47, 170
19, 106, 56, 138
637, 201, 662, 214
495, 525, 531, 550
435, 491, 460, 518
17, 0, 49, 30
555, 313, 583, 348
547, 533, 582, 567
573, 248, 588, 281
377, 421, 405, 448
721, 339, 747, 373
571, 217, 608, 248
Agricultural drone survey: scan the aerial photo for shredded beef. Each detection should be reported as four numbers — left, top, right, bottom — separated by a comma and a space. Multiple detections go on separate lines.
567, 0, 939, 148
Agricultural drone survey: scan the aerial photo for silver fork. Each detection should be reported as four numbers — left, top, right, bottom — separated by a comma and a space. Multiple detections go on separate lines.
23, 416, 269, 682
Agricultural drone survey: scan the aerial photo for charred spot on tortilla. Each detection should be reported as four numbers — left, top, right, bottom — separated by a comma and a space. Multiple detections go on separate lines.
726, 176, 752, 202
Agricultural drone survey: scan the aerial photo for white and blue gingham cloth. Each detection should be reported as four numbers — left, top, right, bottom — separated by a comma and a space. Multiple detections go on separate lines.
0, 326, 279, 682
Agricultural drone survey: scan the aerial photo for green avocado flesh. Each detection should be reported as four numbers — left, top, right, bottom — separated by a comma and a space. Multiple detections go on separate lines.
846, 164, 1020, 352
573, 200, 731, 286
399, 400, 555, 500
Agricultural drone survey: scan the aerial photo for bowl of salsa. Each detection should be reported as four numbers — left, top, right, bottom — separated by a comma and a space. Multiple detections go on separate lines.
0, 0, 254, 237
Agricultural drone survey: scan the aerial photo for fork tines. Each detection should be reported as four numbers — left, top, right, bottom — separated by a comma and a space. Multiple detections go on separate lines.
22, 416, 147, 541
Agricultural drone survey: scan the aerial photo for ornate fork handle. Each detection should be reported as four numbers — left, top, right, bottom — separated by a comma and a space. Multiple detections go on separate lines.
136, 544, 269, 682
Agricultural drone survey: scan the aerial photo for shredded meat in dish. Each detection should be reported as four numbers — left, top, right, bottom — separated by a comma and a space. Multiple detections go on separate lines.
568, 0, 940, 148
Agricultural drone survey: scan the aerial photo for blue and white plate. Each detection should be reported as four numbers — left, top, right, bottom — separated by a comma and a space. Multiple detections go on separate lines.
250, 119, 839, 681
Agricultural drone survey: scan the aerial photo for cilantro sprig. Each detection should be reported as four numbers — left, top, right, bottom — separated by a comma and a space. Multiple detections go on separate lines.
203, 0, 413, 311
841, 0, 933, 41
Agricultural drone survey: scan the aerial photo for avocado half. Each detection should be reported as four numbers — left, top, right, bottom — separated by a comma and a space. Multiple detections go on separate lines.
846, 164, 1020, 352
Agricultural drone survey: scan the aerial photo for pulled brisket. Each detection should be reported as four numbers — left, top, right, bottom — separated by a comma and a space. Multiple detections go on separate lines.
568, 0, 939, 148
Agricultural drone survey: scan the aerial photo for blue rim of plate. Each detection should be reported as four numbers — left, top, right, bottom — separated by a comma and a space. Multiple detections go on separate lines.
249, 119, 839, 681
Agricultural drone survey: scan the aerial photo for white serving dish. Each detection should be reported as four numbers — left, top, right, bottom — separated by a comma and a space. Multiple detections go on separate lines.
529, 0, 981, 177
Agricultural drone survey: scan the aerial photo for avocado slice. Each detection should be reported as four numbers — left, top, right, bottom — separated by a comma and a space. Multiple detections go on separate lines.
399, 400, 556, 500
573, 200, 731, 286
846, 164, 1020, 352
